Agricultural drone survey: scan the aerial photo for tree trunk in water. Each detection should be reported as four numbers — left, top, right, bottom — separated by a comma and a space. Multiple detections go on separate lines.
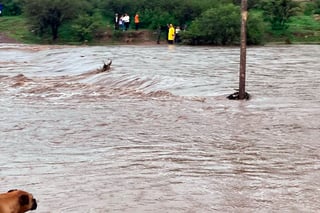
239, 0, 247, 100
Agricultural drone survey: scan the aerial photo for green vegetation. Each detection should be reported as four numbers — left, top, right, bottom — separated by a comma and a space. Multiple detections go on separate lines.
261, 0, 300, 30
264, 15, 320, 44
0, 0, 319, 45
183, 4, 243, 45
0, 16, 39, 43
23, 0, 88, 41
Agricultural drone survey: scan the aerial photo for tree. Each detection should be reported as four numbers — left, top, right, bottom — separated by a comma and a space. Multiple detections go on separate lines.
182, 4, 241, 45
72, 13, 104, 42
232, 0, 263, 9
1, 0, 23, 16
247, 11, 266, 45
140, 8, 175, 29
23, 0, 86, 41
182, 3, 265, 45
314, 0, 320, 14
261, 0, 300, 30
102, 0, 141, 17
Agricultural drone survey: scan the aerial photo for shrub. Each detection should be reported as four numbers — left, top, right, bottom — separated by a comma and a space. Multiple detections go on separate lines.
261, 0, 300, 30
1, 0, 23, 16
181, 3, 265, 45
140, 8, 176, 30
72, 13, 104, 42
315, 0, 320, 14
247, 11, 266, 45
183, 4, 241, 45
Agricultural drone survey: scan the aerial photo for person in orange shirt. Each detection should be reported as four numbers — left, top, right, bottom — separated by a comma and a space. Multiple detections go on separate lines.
134, 13, 140, 30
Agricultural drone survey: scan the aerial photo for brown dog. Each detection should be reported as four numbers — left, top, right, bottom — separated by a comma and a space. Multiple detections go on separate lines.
0, 189, 37, 213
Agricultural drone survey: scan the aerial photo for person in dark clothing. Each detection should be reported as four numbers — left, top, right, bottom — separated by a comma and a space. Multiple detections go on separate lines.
114, 13, 119, 30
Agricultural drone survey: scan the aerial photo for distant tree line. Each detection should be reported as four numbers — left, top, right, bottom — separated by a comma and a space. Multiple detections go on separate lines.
0, 0, 318, 44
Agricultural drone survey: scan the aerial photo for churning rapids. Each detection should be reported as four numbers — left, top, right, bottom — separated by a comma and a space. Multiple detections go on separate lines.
0, 44, 319, 213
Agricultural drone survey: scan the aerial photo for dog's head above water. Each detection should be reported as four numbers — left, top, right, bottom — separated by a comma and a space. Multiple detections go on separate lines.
0, 189, 37, 213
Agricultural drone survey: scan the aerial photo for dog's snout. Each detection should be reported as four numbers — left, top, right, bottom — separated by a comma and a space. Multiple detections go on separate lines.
31, 199, 37, 210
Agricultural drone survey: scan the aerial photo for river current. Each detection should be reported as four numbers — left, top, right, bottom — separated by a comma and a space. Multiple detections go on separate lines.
0, 44, 319, 212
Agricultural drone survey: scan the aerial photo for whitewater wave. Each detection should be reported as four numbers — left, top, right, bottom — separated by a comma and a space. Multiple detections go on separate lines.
1, 68, 176, 101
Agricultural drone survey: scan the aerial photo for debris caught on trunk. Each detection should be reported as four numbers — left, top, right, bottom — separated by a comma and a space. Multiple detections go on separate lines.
227, 91, 250, 100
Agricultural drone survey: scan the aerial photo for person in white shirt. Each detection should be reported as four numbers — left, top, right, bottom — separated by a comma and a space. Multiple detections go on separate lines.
123, 13, 130, 31
175, 26, 181, 43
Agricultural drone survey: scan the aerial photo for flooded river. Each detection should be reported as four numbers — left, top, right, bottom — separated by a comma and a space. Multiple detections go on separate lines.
0, 44, 319, 212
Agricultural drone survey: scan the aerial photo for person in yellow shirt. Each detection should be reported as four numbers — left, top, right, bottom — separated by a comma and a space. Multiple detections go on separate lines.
168, 24, 175, 44
134, 13, 140, 30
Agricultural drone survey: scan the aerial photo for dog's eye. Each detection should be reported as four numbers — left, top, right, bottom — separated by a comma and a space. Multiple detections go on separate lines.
19, 194, 30, 206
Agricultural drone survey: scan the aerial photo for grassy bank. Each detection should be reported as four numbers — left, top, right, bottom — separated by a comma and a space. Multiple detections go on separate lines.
287, 15, 320, 43
265, 15, 320, 44
1, 15, 320, 45
0, 16, 43, 43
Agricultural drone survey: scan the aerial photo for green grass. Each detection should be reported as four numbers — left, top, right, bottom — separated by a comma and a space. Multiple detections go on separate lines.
0, 16, 43, 43
289, 15, 320, 30
287, 15, 320, 43
262, 15, 320, 44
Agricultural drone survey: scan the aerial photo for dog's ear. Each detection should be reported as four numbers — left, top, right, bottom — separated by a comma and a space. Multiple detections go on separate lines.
19, 194, 30, 206
8, 189, 17, 193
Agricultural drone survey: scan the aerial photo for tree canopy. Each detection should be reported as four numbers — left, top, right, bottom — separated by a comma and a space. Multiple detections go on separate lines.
23, 0, 87, 40
261, 0, 300, 30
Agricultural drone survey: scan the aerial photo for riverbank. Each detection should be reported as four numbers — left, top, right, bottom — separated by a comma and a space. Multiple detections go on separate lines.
0, 32, 18, 43
1, 15, 320, 45
0, 27, 163, 45
93, 29, 163, 45
1, 29, 320, 46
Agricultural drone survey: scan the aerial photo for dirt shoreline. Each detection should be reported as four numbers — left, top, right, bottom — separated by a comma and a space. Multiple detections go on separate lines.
0, 33, 18, 43
0, 30, 169, 45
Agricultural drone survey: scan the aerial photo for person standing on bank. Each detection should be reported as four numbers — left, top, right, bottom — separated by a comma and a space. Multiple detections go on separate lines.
119, 15, 125, 31
174, 26, 181, 43
123, 13, 130, 31
134, 13, 140, 30
114, 13, 119, 30
168, 24, 175, 44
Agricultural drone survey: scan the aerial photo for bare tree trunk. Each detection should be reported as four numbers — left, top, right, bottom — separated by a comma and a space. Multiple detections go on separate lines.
239, 0, 247, 100
227, 0, 250, 100
51, 24, 59, 41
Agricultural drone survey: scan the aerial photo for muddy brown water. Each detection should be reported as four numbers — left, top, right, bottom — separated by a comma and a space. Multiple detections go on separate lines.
0, 44, 319, 212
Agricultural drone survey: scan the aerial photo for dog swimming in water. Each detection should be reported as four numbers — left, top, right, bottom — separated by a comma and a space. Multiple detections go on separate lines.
0, 189, 37, 213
